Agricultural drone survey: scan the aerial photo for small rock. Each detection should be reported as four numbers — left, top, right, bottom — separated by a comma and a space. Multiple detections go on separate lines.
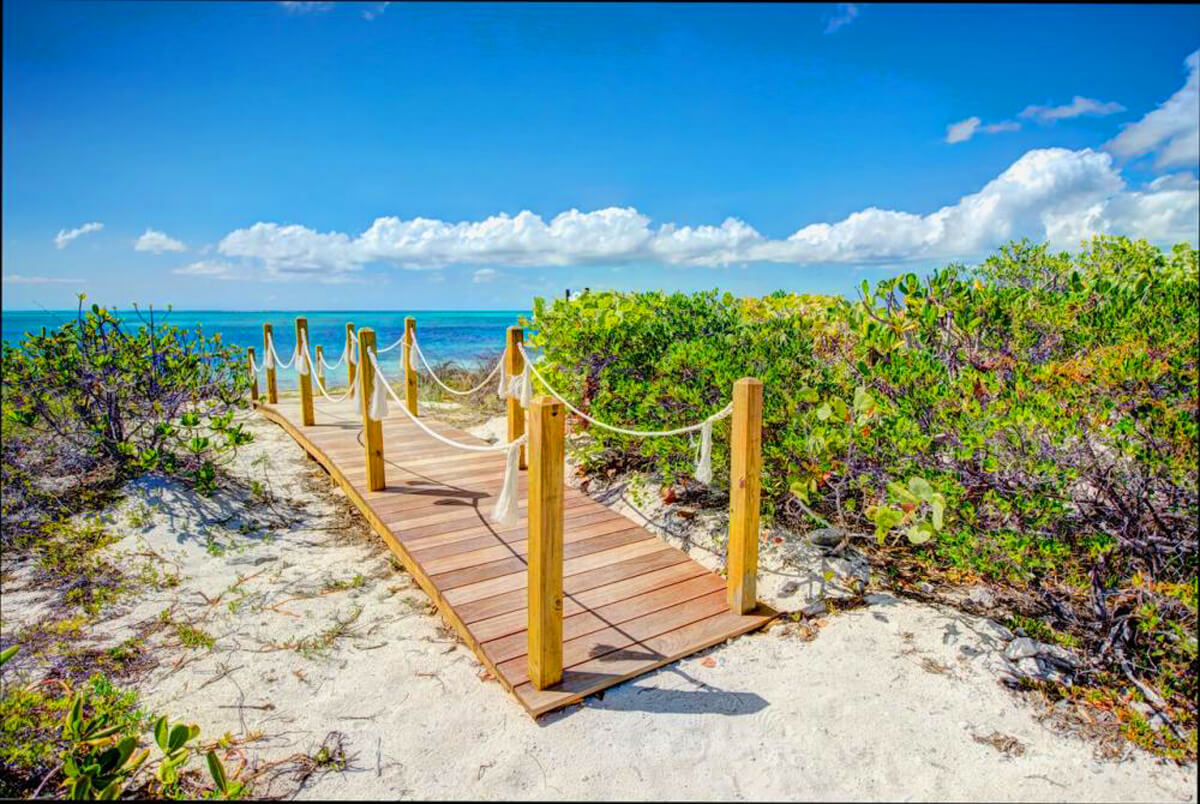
1004, 637, 1040, 661
1016, 657, 1041, 676
827, 557, 870, 586
967, 586, 996, 608
807, 527, 845, 547
917, 582, 935, 594
801, 600, 827, 618
982, 619, 1015, 642
1036, 643, 1079, 669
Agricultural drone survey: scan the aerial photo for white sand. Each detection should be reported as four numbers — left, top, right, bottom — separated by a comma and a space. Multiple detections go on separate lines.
5, 411, 1195, 801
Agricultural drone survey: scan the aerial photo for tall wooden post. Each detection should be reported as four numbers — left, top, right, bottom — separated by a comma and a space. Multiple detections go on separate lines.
403, 316, 418, 416
527, 396, 565, 690
727, 377, 764, 614
262, 323, 278, 404
345, 323, 357, 391
357, 328, 386, 491
315, 345, 325, 393
506, 326, 527, 469
296, 317, 314, 426
247, 347, 259, 403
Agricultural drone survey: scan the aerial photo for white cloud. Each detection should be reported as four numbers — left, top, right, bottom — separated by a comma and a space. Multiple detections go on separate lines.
209, 146, 1196, 280
134, 228, 186, 254
945, 117, 1019, 144
824, 3, 859, 34
3, 274, 86, 285
1106, 50, 1199, 170
53, 222, 103, 249
173, 260, 239, 280
472, 268, 498, 284
1020, 96, 1125, 124
362, 2, 389, 20
278, 2, 333, 13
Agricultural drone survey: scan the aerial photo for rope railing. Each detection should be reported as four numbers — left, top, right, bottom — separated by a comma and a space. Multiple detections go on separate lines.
411, 336, 507, 397
366, 349, 527, 525
515, 343, 731, 483
249, 316, 765, 691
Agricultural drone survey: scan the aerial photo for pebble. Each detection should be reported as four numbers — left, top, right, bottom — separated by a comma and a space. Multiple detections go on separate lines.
801, 600, 828, 618
807, 527, 845, 547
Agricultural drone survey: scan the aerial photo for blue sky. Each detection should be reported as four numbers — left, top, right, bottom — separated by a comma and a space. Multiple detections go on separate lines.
3, 1, 1198, 310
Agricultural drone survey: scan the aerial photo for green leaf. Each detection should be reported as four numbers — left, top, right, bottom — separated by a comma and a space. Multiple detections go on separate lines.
154, 715, 169, 752
930, 494, 946, 530
206, 750, 229, 794
0, 645, 18, 666
907, 477, 934, 500
815, 403, 832, 422
168, 722, 192, 752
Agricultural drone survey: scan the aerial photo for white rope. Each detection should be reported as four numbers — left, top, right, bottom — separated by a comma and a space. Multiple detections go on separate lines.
376, 333, 406, 353
265, 334, 296, 370
516, 343, 731, 483
248, 353, 263, 375
296, 332, 310, 377
411, 337, 506, 397
366, 350, 527, 526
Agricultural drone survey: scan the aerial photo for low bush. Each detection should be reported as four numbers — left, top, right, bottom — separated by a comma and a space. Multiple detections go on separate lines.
525, 236, 1198, 755
1, 298, 254, 545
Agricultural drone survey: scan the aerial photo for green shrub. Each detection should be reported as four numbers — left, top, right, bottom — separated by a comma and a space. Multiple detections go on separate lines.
526, 236, 1198, 751
1, 298, 254, 544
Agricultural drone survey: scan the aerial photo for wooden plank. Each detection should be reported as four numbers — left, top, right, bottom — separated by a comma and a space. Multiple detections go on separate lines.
357, 328, 386, 491
296, 317, 314, 426
468, 560, 711, 642
430, 528, 650, 591
481, 573, 725, 664
497, 589, 730, 688
444, 538, 667, 607
506, 326, 527, 468
727, 377, 763, 614
453, 546, 690, 625
404, 316, 418, 415
527, 396, 565, 690
514, 607, 773, 716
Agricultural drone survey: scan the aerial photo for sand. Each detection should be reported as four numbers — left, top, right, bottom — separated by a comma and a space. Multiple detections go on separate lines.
3, 409, 1195, 801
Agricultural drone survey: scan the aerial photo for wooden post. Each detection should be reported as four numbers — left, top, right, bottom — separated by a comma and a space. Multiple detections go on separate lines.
263, 323, 278, 404
315, 344, 325, 393
345, 322, 357, 390
727, 377, 764, 614
527, 396, 565, 690
403, 316, 418, 416
357, 328, 386, 491
247, 347, 259, 403
506, 326, 527, 469
296, 317, 314, 426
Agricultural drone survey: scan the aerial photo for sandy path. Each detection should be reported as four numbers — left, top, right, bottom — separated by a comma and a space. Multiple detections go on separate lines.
8, 409, 1194, 801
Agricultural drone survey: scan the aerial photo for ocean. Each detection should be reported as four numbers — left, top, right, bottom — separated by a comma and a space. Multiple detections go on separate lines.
1, 310, 528, 390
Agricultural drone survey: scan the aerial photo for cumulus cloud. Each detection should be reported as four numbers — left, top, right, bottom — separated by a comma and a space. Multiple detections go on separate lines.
1020, 96, 1125, 124
1106, 50, 1199, 169
945, 117, 1020, 144
472, 268, 498, 284
3, 274, 86, 285
824, 3, 859, 34
209, 147, 1196, 280
53, 222, 103, 249
134, 228, 186, 254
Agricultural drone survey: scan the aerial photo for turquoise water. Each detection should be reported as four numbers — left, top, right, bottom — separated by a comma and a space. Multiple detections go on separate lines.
1, 310, 527, 390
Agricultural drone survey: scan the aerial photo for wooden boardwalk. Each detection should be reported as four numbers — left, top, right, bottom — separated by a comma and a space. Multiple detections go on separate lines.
257, 394, 774, 717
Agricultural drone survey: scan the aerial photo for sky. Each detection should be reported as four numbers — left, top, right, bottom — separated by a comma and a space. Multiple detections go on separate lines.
2, 1, 1198, 310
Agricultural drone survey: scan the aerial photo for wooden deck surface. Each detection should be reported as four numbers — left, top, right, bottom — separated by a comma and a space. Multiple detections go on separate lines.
257, 394, 774, 717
